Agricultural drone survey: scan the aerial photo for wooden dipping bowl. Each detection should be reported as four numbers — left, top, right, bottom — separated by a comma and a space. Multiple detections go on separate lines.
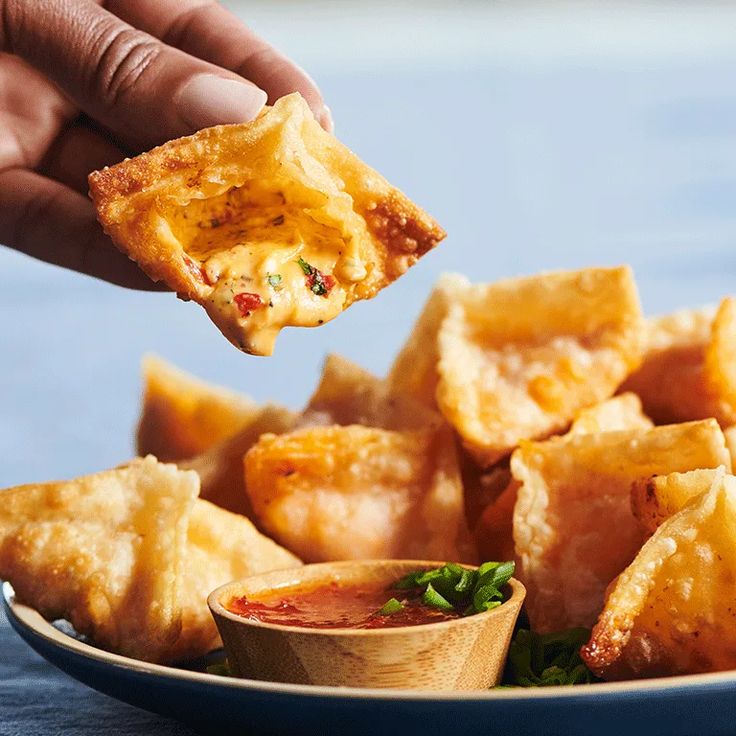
208, 560, 526, 691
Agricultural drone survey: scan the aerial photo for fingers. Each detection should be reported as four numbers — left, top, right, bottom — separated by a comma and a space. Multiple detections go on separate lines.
107, 0, 332, 131
0, 168, 162, 290
39, 120, 128, 195
1, 0, 269, 149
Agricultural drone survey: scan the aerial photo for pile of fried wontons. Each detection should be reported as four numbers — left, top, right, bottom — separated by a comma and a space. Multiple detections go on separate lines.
3, 264, 736, 682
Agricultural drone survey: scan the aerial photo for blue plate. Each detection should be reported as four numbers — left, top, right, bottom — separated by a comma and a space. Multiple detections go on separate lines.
4, 582, 735, 736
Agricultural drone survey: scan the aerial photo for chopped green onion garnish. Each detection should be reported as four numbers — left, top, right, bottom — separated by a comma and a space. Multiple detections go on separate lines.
454, 568, 474, 594
422, 582, 456, 611
392, 560, 515, 618
499, 628, 599, 688
206, 661, 231, 677
376, 597, 404, 616
296, 256, 313, 275
267, 273, 282, 289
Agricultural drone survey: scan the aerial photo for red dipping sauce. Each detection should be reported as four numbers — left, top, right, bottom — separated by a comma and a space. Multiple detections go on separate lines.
226, 580, 461, 629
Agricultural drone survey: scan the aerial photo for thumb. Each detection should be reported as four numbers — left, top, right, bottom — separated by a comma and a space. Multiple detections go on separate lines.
1, 0, 268, 149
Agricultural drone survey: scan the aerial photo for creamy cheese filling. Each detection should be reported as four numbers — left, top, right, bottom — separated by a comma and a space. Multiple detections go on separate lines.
166, 181, 369, 355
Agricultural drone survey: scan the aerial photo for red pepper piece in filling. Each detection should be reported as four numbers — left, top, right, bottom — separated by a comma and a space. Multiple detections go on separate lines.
305, 270, 336, 297
297, 257, 336, 297
234, 292, 265, 316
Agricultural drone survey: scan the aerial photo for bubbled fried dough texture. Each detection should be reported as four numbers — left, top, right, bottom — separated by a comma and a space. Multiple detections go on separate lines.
89, 93, 445, 355
0, 457, 198, 662
583, 471, 736, 680
136, 354, 267, 461
162, 499, 301, 662
244, 424, 475, 564
512, 420, 731, 633
621, 299, 736, 425
436, 266, 645, 467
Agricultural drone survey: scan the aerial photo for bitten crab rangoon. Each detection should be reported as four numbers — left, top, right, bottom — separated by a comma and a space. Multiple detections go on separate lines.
89, 94, 445, 355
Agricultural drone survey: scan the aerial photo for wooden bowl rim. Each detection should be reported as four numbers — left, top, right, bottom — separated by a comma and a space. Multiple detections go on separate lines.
208, 559, 526, 638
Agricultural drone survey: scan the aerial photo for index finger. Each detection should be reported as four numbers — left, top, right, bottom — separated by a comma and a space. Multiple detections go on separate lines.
107, 0, 333, 131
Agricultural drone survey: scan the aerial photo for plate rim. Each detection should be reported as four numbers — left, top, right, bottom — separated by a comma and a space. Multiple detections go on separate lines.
4, 580, 736, 702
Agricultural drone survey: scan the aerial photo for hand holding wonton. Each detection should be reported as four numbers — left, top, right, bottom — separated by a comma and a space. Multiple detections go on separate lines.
0, 0, 328, 289
89, 94, 445, 355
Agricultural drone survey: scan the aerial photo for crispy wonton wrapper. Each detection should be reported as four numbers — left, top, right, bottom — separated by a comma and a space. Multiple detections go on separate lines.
136, 354, 288, 461
89, 94, 445, 355
566, 392, 653, 436
387, 274, 470, 408
0, 456, 300, 663
630, 468, 722, 536
621, 298, 736, 425
244, 424, 476, 563
164, 498, 301, 662
512, 419, 731, 632
583, 469, 736, 679
180, 405, 295, 518
474, 393, 652, 565
436, 266, 644, 466
725, 425, 736, 467
298, 353, 442, 431
0, 456, 197, 661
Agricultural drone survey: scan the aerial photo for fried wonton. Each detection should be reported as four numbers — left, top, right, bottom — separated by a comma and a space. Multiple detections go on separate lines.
89, 93, 446, 355
436, 266, 644, 466
0, 457, 198, 662
387, 274, 470, 408
583, 469, 736, 679
180, 405, 295, 517
298, 353, 442, 431
136, 354, 284, 461
164, 499, 301, 662
567, 392, 653, 435
621, 298, 736, 425
725, 426, 736, 467
630, 468, 723, 536
475, 479, 519, 563
461, 458, 513, 529
512, 419, 731, 632
473, 394, 652, 568
244, 424, 475, 563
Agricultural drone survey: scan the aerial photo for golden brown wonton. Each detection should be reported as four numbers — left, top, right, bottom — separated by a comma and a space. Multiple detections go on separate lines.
567, 392, 653, 435
136, 354, 278, 461
473, 393, 652, 569
298, 353, 442, 431
512, 419, 731, 632
89, 93, 445, 355
583, 469, 736, 679
244, 424, 475, 563
165, 498, 301, 662
0, 456, 301, 663
436, 266, 644, 466
724, 426, 736, 467
180, 405, 295, 517
621, 298, 736, 425
630, 468, 722, 536
0, 456, 198, 662
387, 274, 470, 408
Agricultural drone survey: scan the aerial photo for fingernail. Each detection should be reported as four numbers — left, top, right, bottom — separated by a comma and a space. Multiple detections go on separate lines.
176, 75, 268, 131
319, 104, 334, 133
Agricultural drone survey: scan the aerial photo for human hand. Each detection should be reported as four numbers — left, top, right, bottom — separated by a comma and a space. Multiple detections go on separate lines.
0, 0, 330, 288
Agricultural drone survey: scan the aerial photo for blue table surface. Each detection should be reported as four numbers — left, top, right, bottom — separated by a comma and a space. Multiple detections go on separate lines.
3, 7, 736, 732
